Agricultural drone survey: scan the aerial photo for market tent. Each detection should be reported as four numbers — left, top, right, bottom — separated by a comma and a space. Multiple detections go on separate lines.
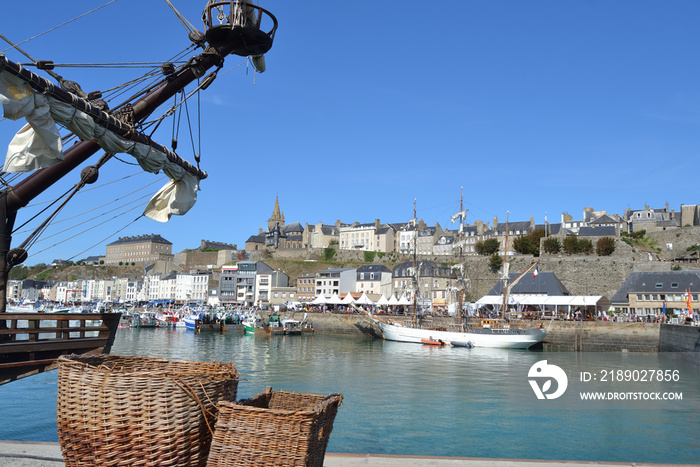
387, 294, 399, 305
310, 295, 327, 305
356, 292, 374, 306
327, 293, 343, 305
341, 293, 356, 304
376, 294, 389, 306
397, 294, 411, 306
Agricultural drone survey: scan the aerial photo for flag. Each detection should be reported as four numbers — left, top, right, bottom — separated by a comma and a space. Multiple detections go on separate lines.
662, 300, 666, 314
532, 266, 539, 278
687, 289, 693, 317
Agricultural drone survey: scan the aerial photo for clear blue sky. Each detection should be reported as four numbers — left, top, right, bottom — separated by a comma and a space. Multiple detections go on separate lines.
1, 1, 699, 266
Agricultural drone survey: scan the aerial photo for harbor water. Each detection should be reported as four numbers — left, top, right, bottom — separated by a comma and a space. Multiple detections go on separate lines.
1, 327, 699, 464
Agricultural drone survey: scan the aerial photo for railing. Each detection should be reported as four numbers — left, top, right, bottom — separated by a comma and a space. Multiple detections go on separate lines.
203, 1, 278, 41
0, 312, 121, 385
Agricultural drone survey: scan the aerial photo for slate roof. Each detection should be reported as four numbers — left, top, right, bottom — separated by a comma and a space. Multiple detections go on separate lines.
610, 271, 700, 304
108, 234, 171, 246
578, 226, 616, 237
282, 222, 304, 234
487, 271, 570, 296
246, 235, 265, 243
590, 214, 620, 225
434, 236, 455, 246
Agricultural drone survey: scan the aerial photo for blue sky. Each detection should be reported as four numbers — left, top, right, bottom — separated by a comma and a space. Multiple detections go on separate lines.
1, 1, 699, 266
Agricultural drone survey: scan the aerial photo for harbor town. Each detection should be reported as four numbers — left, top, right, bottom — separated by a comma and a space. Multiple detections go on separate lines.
1, 1, 699, 465
9, 199, 700, 326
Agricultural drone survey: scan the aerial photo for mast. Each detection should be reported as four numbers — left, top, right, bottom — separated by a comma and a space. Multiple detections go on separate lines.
501, 210, 509, 319
0, 1, 278, 313
412, 198, 418, 327
459, 187, 469, 331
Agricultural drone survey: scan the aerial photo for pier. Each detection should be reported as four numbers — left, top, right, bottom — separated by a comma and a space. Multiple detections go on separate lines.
0, 441, 682, 467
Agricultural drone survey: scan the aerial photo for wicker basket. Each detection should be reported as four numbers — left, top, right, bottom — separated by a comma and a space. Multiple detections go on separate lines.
57, 354, 239, 467
207, 387, 343, 467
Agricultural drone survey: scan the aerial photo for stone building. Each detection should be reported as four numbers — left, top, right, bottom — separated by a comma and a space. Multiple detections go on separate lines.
296, 274, 316, 302
355, 264, 392, 297
391, 261, 456, 311
610, 271, 699, 316
104, 234, 173, 265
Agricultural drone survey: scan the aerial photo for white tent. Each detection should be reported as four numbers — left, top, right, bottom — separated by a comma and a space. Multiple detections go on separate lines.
327, 293, 343, 305
376, 294, 389, 306
397, 293, 411, 306
310, 295, 327, 305
341, 293, 356, 304
387, 294, 399, 305
356, 292, 374, 305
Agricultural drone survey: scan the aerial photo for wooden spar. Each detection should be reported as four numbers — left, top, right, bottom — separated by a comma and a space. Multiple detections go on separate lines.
0, 54, 207, 183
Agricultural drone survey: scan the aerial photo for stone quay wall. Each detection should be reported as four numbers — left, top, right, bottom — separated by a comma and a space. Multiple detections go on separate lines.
659, 323, 700, 367
541, 320, 660, 352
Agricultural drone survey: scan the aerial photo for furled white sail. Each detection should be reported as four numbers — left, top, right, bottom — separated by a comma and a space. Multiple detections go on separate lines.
0, 69, 201, 222
0, 71, 63, 171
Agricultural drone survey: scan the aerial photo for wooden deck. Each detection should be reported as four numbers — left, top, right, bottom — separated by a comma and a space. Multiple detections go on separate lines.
0, 312, 121, 385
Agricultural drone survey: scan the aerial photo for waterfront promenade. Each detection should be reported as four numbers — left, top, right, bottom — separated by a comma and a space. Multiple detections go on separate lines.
0, 441, 689, 466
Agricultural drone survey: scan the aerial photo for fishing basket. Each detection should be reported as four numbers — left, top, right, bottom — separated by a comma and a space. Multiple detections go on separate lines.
206, 387, 343, 467
56, 354, 238, 467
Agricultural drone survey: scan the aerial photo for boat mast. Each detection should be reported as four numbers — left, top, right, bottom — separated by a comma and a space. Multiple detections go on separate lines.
412, 198, 418, 327
0, 2, 278, 313
501, 211, 509, 319
458, 187, 467, 330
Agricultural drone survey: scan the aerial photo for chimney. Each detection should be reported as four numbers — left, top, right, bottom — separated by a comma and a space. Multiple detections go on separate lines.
375, 219, 380, 229
493, 216, 498, 230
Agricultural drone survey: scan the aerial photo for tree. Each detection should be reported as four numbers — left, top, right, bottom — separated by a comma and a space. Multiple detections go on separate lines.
579, 239, 593, 255
543, 237, 561, 254
488, 253, 503, 272
527, 229, 546, 256
323, 247, 336, 261
363, 251, 376, 262
563, 236, 580, 255
475, 238, 500, 256
596, 237, 616, 256
512, 236, 534, 255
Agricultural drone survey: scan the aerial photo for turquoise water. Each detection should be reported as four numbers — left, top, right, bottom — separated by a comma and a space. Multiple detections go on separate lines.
1, 328, 699, 464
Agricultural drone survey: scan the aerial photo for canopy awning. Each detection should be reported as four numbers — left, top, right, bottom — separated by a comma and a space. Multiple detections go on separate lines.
475, 294, 611, 309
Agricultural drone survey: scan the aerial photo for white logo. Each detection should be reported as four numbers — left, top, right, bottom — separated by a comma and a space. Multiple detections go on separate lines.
528, 360, 568, 400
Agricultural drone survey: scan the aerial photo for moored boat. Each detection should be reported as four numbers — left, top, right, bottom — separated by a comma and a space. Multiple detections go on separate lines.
281, 318, 302, 335
421, 338, 445, 346
373, 317, 545, 349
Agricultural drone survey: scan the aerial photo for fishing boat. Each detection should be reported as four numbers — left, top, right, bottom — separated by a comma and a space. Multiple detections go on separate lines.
281, 318, 302, 335
367, 196, 546, 350
0, 0, 278, 383
242, 313, 264, 334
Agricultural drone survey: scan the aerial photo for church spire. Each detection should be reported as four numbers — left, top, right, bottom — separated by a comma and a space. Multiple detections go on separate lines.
267, 196, 285, 230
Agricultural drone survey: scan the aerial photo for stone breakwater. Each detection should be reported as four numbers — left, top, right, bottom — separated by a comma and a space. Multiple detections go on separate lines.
300, 313, 700, 360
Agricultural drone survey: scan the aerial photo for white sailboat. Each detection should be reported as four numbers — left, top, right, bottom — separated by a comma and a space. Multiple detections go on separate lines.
368, 197, 546, 349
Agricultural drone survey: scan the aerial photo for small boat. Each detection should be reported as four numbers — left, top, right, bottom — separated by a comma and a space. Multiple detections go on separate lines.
421, 338, 446, 346
450, 340, 474, 348
184, 310, 224, 332
281, 318, 302, 335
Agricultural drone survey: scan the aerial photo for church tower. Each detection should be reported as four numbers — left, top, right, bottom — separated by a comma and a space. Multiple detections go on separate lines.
267, 196, 285, 231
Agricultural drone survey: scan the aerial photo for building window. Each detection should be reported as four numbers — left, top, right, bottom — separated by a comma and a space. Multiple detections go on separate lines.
671, 282, 679, 288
